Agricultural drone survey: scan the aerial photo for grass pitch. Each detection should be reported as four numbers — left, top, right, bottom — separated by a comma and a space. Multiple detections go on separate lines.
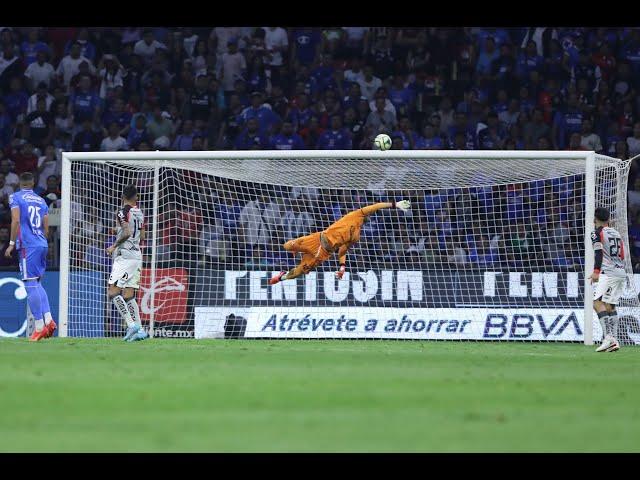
0, 338, 638, 452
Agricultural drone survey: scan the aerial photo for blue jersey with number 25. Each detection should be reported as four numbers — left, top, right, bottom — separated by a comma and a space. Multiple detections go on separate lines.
10, 189, 49, 249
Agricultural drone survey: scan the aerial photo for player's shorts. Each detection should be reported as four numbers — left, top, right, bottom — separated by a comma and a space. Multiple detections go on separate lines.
593, 274, 626, 305
19, 246, 48, 280
284, 232, 332, 274
284, 232, 332, 261
108, 256, 142, 289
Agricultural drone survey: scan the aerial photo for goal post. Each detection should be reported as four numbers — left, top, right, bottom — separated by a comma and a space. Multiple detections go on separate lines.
59, 150, 640, 345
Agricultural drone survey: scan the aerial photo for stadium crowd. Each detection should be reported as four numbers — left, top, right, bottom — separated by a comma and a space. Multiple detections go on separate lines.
1, 26, 640, 271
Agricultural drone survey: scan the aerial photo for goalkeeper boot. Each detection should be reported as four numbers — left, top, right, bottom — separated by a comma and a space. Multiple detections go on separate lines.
596, 335, 620, 353
128, 328, 149, 342
123, 323, 140, 342
45, 320, 57, 338
269, 271, 286, 285
29, 327, 49, 342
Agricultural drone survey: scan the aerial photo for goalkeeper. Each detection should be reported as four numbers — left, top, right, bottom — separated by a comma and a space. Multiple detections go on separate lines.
269, 200, 411, 285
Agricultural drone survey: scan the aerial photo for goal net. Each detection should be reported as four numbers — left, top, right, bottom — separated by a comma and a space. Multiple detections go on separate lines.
59, 151, 640, 345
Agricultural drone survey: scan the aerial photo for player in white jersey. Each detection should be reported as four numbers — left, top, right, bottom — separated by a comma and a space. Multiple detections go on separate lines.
589, 207, 626, 352
106, 184, 148, 342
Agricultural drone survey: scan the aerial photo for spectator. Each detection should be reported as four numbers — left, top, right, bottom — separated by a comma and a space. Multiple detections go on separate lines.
299, 115, 325, 148
65, 28, 97, 62
234, 117, 268, 150
100, 122, 127, 151
147, 106, 174, 141
134, 29, 167, 67
365, 97, 397, 135
523, 108, 550, 149
357, 65, 382, 101
476, 36, 499, 76
566, 132, 587, 151
579, 118, 603, 152
393, 116, 418, 150
73, 119, 102, 152
3, 76, 28, 123
498, 99, 520, 130
0, 173, 15, 204
41, 175, 61, 206
172, 119, 195, 150
263, 27, 288, 86
56, 42, 95, 91
220, 39, 247, 96
344, 57, 365, 85
97, 54, 125, 100
0, 158, 19, 190
627, 122, 640, 157
20, 28, 50, 67
12, 142, 38, 175
270, 121, 305, 150
416, 123, 444, 149
239, 91, 281, 135
0, 101, 11, 149
69, 75, 101, 126
238, 192, 283, 250
23, 97, 54, 149
283, 198, 314, 241
0, 225, 17, 266
24, 50, 55, 92
126, 115, 149, 150
26, 82, 54, 115
291, 28, 322, 66
317, 114, 352, 149
36, 146, 60, 191
552, 92, 584, 149
0, 44, 22, 93
478, 111, 506, 149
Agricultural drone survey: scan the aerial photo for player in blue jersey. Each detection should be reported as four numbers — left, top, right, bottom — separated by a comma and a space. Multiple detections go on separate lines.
5, 172, 56, 341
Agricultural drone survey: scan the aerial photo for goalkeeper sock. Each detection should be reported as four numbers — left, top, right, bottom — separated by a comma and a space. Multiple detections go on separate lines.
127, 298, 141, 328
597, 311, 609, 340
112, 295, 135, 328
25, 280, 44, 331
37, 283, 53, 325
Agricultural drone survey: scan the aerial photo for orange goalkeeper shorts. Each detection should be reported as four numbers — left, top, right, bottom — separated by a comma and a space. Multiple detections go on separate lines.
284, 232, 332, 267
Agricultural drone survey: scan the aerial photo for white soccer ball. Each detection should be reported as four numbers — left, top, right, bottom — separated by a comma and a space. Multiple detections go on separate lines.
374, 133, 392, 151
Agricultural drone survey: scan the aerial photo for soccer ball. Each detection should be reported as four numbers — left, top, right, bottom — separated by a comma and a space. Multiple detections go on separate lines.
374, 134, 392, 151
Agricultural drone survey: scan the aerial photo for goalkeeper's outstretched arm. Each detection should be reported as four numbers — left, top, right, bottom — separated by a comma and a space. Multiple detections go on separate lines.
360, 199, 411, 216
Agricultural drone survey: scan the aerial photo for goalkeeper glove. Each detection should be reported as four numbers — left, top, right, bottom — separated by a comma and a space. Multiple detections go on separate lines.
394, 199, 411, 211
336, 264, 346, 280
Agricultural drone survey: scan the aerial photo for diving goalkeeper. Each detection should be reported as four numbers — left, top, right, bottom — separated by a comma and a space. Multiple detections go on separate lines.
269, 199, 411, 285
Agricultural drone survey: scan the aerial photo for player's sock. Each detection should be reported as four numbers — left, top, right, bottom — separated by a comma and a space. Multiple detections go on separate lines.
126, 297, 141, 328
25, 280, 44, 331
112, 294, 135, 328
37, 283, 53, 325
597, 311, 609, 340
608, 310, 620, 341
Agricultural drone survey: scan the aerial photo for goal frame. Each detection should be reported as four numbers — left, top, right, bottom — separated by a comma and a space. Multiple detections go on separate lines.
59, 150, 599, 343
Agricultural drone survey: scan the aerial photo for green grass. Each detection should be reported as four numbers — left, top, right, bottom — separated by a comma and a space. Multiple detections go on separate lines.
0, 338, 639, 452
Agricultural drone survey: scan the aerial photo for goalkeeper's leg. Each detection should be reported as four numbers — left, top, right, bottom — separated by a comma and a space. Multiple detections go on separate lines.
270, 255, 317, 285
37, 281, 57, 338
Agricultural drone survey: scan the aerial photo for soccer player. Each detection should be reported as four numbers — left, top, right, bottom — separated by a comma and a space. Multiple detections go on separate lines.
589, 207, 626, 352
269, 199, 411, 285
5, 172, 56, 341
107, 184, 148, 342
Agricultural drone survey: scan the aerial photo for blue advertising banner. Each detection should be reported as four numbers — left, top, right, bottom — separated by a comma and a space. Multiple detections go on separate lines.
68, 271, 107, 338
0, 271, 60, 338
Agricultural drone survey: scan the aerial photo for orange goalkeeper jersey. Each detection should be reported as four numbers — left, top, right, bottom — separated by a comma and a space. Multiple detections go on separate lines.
322, 203, 387, 249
